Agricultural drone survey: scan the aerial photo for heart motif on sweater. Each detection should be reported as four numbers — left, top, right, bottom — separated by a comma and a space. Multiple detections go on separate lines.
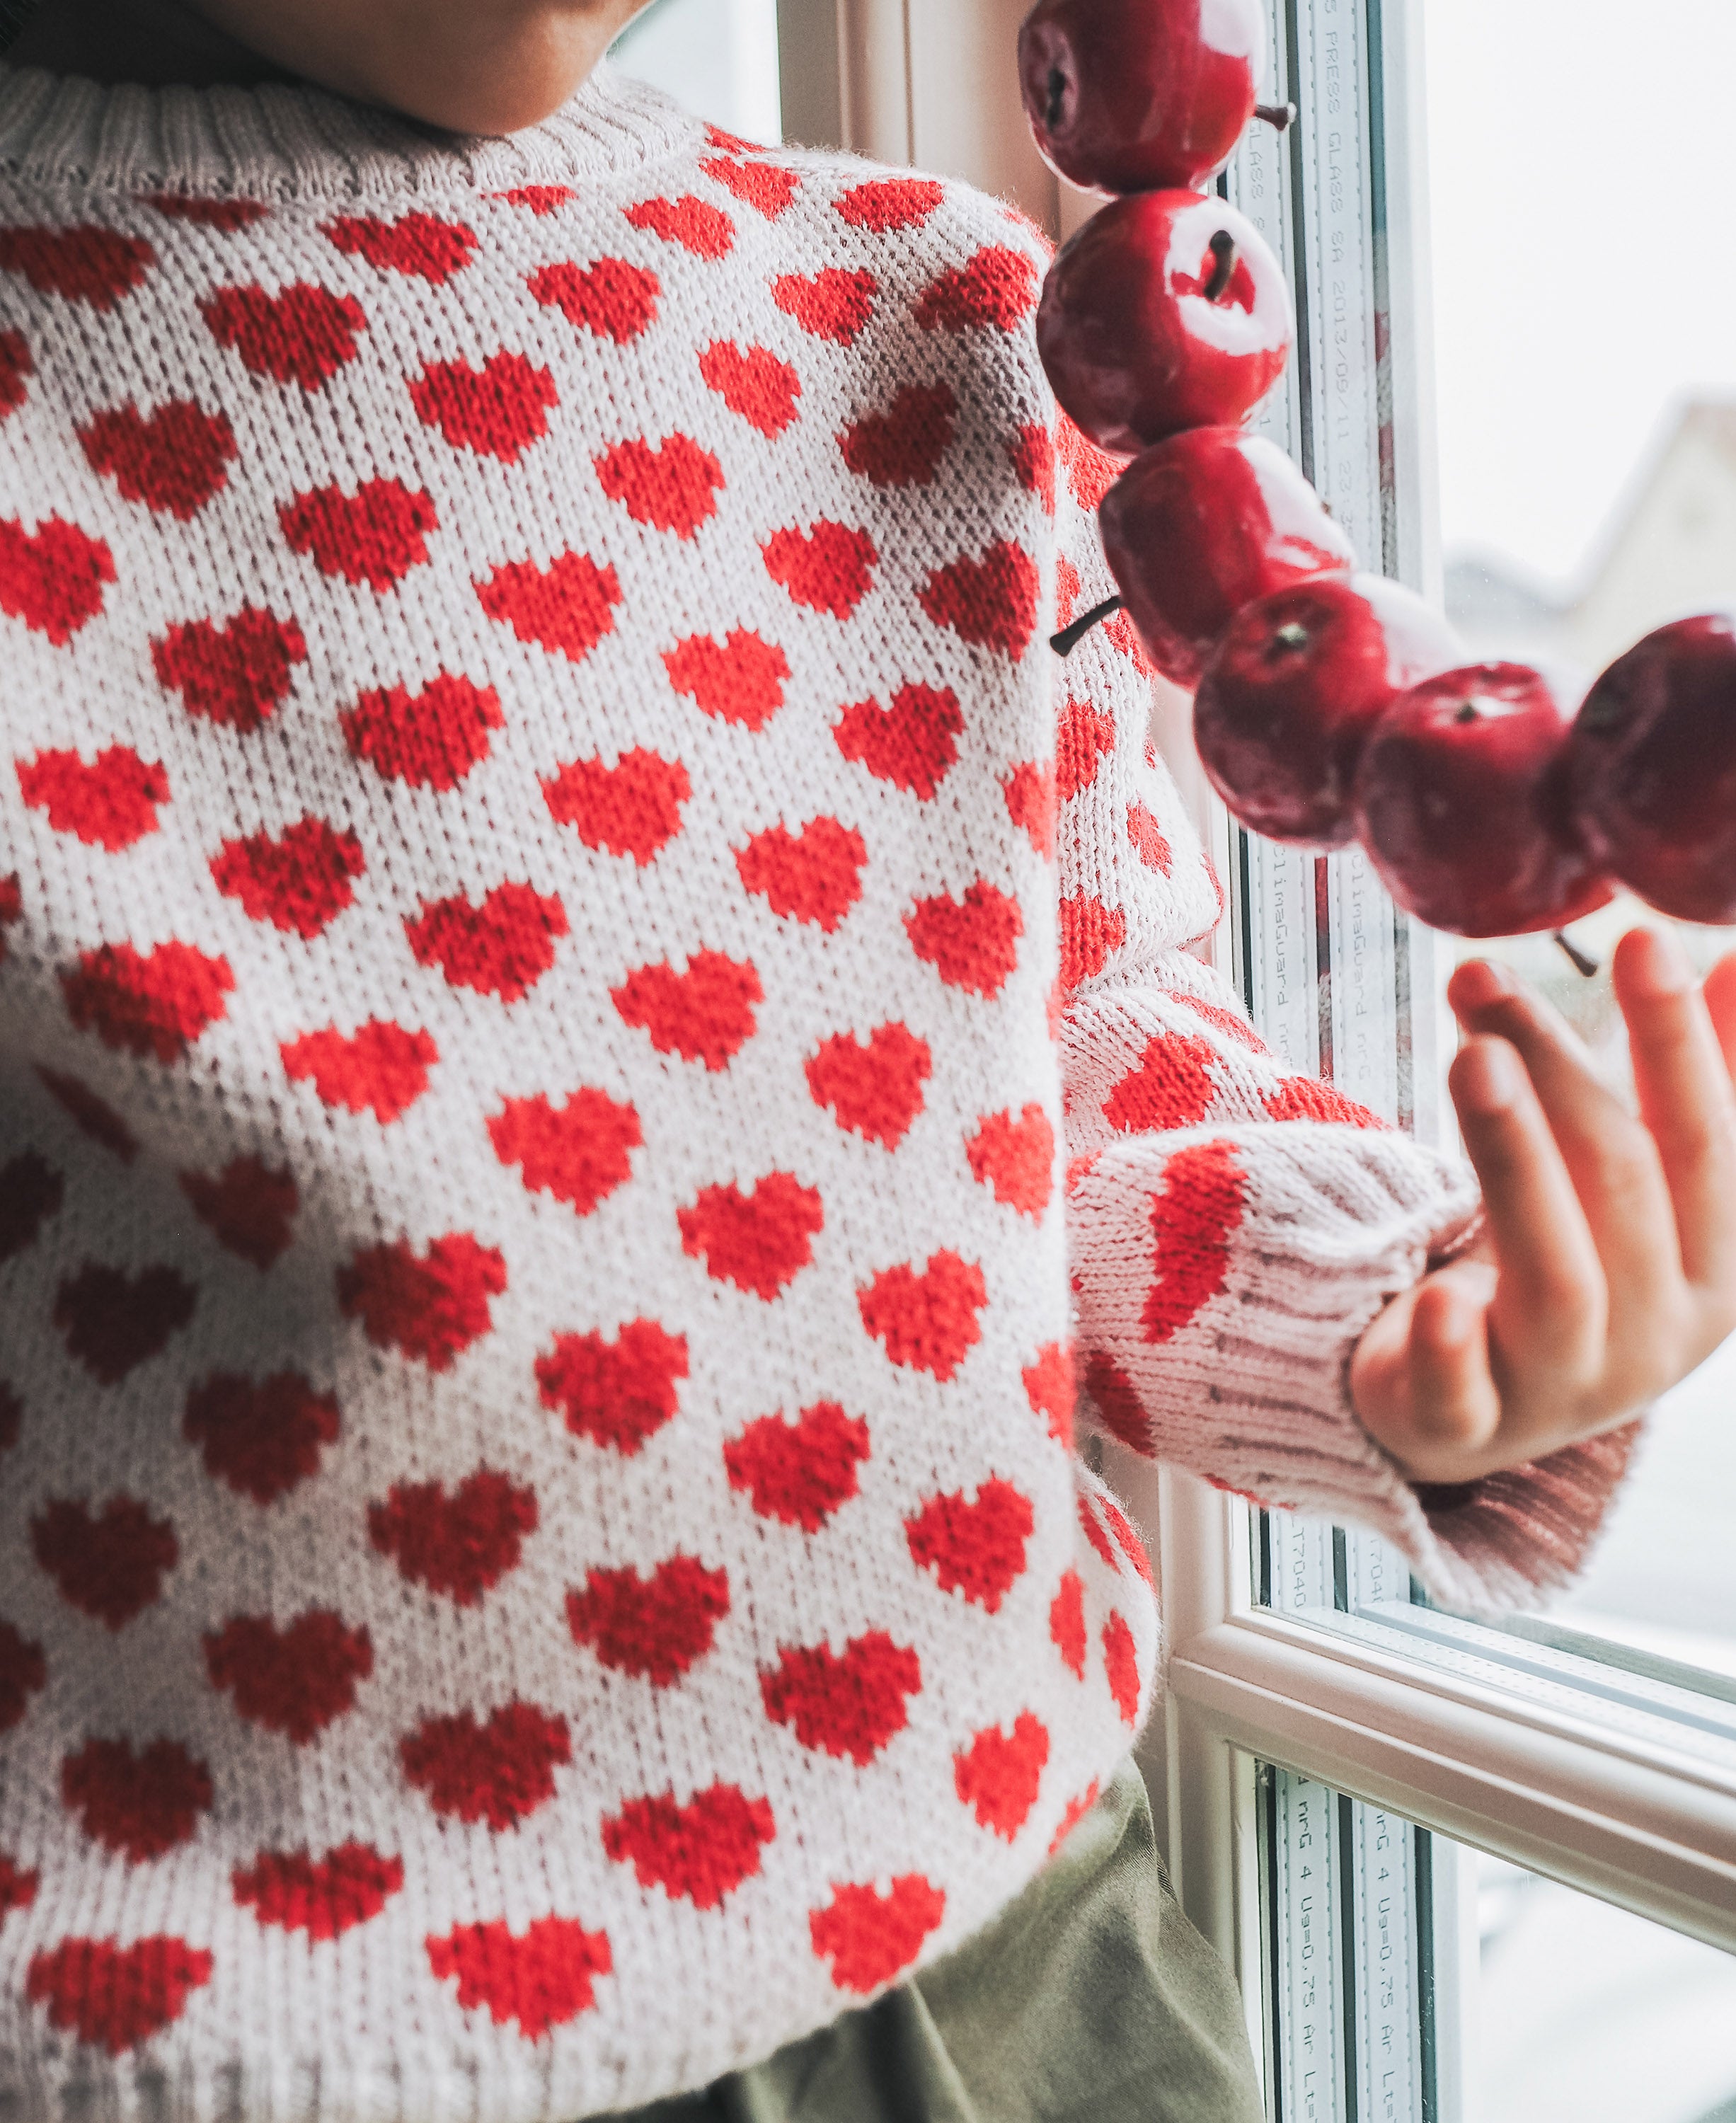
0, 514, 115, 643
25, 1938, 212, 2056
1050, 1570, 1086, 1676
1264, 1078, 1386, 1129
723, 1402, 871, 1532
698, 339, 801, 437
1002, 761, 1057, 857
904, 883, 1023, 999
400, 1701, 571, 1828
805, 1023, 931, 1148
323, 211, 478, 283
337, 1233, 507, 1371
343, 672, 505, 788
32, 1495, 178, 1628
494, 185, 575, 216
543, 747, 691, 863
953, 1712, 1050, 1839
1144, 1139, 1246, 1344
152, 606, 307, 732
858, 1251, 988, 1381
1021, 1343, 1075, 1448
178, 1154, 299, 1269
625, 192, 735, 257
528, 256, 660, 343
809, 1876, 945, 1994
762, 520, 877, 616
200, 282, 367, 389
759, 1631, 921, 1764
281, 1020, 437, 1122
62, 940, 235, 1062
771, 267, 877, 344
663, 628, 790, 729
1059, 892, 1128, 990
279, 478, 437, 589
536, 1318, 689, 1455
60, 1736, 212, 1860
565, 1555, 731, 1686
914, 246, 1041, 333
679, 1173, 824, 1299
144, 193, 269, 229
602, 1783, 776, 1909
204, 1609, 374, 1743
1127, 799, 1173, 873
0, 1151, 62, 1264
209, 816, 364, 938
839, 383, 957, 488
1056, 698, 1117, 800
595, 432, 725, 539
232, 1842, 404, 1939
404, 881, 569, 1001
53, 1262, 197, 1384
426, 1916, 611, 2039
409, 351, 557, 462
367, 1468, 539, 1605
0, 328, 31, 415
904, 1478, 1033, 1611
476, 550, 622, 662
1103, 1031, 1219, 1136
183, 1370, 340, 1505
1008, 422, 1057, 512
918, 539, 1040, 658
488, 1088, 642, 1214
965, 1104, 1056, 1218
611, 950, 763, 1069
701, 155, 801, 219
735, 818, 866, 931
834, 176, 945, 233
0, 1851, 36, 1912
78, 400, 236, 518
0, 224, 154, 308
18, 744, 168, 850
0, 1621, 45, 1732
832, 681, 962, 797
1103, 1612, 1141, 1725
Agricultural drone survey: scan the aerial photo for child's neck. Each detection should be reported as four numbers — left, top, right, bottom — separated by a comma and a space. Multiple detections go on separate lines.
6, 0, 292, 88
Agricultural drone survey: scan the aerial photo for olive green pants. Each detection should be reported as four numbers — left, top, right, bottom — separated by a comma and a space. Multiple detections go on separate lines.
611, 1761, 1264, 2123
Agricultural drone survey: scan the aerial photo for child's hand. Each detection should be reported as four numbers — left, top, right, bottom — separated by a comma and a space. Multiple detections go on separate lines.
1350, 928, 1736, 1485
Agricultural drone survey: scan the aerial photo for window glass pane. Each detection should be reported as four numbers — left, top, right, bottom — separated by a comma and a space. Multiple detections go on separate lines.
1421, 0, 1736, 1691
609, 0, 783, 144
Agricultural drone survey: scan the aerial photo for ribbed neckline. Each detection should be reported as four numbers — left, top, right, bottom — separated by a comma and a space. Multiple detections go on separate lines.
0, 56, 702, 201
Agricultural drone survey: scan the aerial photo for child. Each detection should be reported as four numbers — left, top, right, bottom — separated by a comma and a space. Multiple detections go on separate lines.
2, 2, 1733, 2117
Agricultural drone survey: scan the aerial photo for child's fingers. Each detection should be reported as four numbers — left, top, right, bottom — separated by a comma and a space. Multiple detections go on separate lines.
1611, 928, 1736, 1299
1350, 1262, 1502, 1482
1448, 1034, 1607, 1374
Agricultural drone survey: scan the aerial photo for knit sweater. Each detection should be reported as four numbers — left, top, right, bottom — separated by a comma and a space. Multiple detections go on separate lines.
0, 58, 1638, 2121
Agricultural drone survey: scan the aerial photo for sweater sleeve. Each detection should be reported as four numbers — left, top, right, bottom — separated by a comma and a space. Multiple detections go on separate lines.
1048, 431, 1640, 1612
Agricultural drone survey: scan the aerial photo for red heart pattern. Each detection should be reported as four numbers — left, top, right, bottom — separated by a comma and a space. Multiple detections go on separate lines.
1098, 1496, 1154, 1586
367, 1468, 538, 1606
1057, 698, 1117, 800
1050, 1570, 1086, 1676
663, 628, 789, 729
476, 550, 622, 662
17, 746, 166, 850
858, 1251, 987, 1381
1265, 1078, 1386, 1129
0, 514, 115, 643
25, 1937, 212, 2055
1059, 891, 1127, 989
494, 185, 575, 216
337, 1233, 507, 1371
834, 177, 945, 233
152, 606, 306, 732
0, 1851, 37, 1914
805, 1023, 931, 1147
410, 352, 558, 462
544, 747, 691, 863
145, 193, 268, 229
839, 383, 957, 488
405, 881, 568, 1001
210, 816, 364, 938
280, 478, 437, 589
79, 400, 236, 518
60, 1736, 211, 1860
625, 193, 735, 258
914, 245, 1041, 333
536, 1318, 689, 1456
200, 282, 367, 389
953, 1712, 1048, 1839
762, 520, 876, 616
426, 1915, 611, 2038
1103, 1030, 1219, 1135
1021, 1343, 1074, 1448
204, 1609, 373, 1742
62, 940, 235, 1061
488, 1086, 641, 1214
965, 1104, 1055, 1218
602, 1783, 776, 1909
1103, 1613, 1140, 1726
918, 539, 1040, 657
179, 1155, 299, 1267
701, 156, 801, 220
1083, 1352, 1150, 1455
1002, 761, 1057, 857
401, 1701, 570, 1828
1146, 1140, 1246, 1343
232, 1842, 403, 1939
0, 328, 31, 417
678, 1173, 824, 1299
54, 1263, 197, 1383
760, 1631, 921, 1764
904, 1479, 1033, 1611
595, 432, 724, 539
32, 1496, 178, 1628
565, 1555, 730, 1686
771, 268, 877, 344
904, 882, 1023, 998
343, 672, 506, 789
735, 817, 866, 932
809, 1875, 945, 1994
832, 681, 962, 798
529, 256, 659, 342
699, 339, 801, 436
282, 1020, 437, 1122
1008, 422, 1057, 512
723, 1402, 871, 1531
183, 1370, 340, 1504
611, 950, 762, 1069
1127, 800, 1173, 873
323, 211, 477, 283
0, 1621, 46, 1732
0, 224, 154, 308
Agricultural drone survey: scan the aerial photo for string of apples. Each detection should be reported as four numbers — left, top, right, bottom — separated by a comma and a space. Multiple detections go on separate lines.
1019, 0, 1736, 945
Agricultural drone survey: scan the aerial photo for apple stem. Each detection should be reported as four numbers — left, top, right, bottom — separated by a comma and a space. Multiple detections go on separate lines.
1553, 930, 1601, 979
1204, 231, 1238, 304
1051, 594, 1125, 658
1256, 101, 1298, 134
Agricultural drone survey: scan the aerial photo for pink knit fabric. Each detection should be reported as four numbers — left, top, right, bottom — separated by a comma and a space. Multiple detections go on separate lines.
0, 59, 1629, 2118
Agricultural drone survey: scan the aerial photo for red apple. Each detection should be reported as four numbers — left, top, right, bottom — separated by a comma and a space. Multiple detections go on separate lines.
1018, 0, 1266, 195
1192, 573, 1463, 846
1036, 190, 1293, 454
1565, 612, 1736, 923
1098, 428, 1356, 687
1355, 663, 1614, 937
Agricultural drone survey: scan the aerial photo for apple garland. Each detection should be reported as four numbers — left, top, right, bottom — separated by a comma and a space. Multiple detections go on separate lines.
1020, 0, 1736, 943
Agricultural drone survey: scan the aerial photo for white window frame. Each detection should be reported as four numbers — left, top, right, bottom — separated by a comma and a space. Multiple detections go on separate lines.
776, 0, 1736, 2102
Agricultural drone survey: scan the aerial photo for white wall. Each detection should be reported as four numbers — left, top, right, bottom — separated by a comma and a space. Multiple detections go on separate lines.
610, 0, 784, 145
